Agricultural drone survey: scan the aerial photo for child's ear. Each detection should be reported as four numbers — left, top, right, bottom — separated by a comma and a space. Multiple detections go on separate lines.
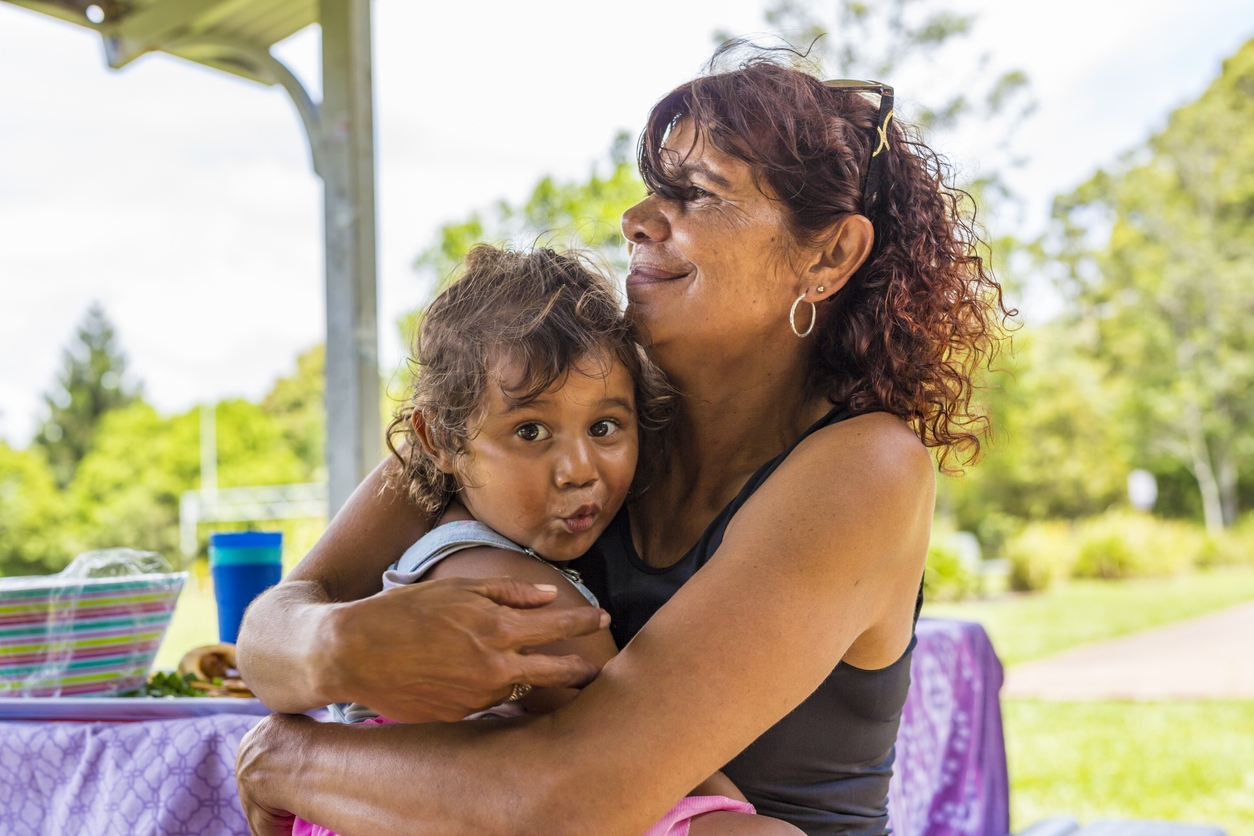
410, 410, 457, 474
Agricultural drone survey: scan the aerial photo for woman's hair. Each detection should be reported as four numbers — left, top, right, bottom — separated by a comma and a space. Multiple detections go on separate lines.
387, 245, 674, 515
639, 49, 1012, 470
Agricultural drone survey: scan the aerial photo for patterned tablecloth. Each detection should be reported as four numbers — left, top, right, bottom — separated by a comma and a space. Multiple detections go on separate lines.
0, 618, 1008, 836
889, 619, 1010, 836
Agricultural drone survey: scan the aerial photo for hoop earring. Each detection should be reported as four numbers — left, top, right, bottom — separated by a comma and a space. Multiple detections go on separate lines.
789, 293, 816, 338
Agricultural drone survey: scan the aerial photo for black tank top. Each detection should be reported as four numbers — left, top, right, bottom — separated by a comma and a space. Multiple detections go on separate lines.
572, 407, 920, 836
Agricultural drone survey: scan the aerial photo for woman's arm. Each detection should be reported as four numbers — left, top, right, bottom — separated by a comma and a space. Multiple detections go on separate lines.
235, 460, 609, 719
237, 414, 934, 836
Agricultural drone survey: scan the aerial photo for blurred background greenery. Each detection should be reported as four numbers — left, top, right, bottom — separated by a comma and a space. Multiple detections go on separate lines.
3, 0, 1253, 831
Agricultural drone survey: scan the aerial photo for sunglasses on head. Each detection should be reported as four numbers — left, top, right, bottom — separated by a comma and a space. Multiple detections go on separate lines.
823, 79, 895, 212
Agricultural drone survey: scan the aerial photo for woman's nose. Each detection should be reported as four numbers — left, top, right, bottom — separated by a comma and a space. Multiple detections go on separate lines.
554, 440, 598, 489
621, 194, 671, 244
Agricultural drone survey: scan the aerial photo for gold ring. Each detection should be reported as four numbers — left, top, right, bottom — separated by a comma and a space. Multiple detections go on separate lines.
506, 683, 532, 702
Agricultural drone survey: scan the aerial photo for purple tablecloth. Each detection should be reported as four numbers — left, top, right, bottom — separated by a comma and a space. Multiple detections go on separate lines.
889, 619, 1010, 836
0, 713, 254, 835
0, 618, 1007, 836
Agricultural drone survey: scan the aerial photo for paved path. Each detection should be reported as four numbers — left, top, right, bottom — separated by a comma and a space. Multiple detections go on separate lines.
1002, 600, 1254, 700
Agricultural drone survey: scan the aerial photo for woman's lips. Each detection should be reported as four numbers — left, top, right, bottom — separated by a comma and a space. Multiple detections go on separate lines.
626, 265, 691, 286
560, 503, 602, 534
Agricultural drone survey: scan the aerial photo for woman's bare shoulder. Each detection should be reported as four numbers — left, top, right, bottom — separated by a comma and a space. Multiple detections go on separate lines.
720, 409, 933, 566
792, 411, 935, 506
721, 411, 931, 665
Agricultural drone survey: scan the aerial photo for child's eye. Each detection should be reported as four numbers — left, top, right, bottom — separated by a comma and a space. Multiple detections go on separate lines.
589, 420, 621, 439
516, 423, 551, 442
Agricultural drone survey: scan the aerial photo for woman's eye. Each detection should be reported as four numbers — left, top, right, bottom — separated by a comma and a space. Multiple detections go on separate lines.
589, 420, 621, 439
516, 423, 551, 442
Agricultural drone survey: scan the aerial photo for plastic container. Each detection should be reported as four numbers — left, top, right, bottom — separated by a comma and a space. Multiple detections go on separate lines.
0, 549, 186, 697
209, 532, 282, 644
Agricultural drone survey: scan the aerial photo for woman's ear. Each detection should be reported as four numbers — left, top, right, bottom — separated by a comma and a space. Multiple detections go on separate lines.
411, 410, 457, 474
804, 214, 874, 303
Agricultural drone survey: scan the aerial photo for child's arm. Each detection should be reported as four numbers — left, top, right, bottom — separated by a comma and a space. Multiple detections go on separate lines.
422, 547, 617, 714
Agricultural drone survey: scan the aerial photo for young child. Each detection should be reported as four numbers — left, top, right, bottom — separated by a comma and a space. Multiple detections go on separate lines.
294, 245, 801, 836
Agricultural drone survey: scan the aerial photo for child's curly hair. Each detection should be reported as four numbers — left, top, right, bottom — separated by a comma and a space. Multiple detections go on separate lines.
386, 245, 675, 516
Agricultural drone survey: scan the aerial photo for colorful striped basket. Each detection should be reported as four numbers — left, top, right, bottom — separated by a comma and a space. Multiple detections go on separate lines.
0, 572, 186, 697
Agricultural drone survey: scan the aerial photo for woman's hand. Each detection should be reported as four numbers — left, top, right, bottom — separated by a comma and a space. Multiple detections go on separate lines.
236, 459, 609, 719
236, 713, 309, 836
314, 576, 609, 723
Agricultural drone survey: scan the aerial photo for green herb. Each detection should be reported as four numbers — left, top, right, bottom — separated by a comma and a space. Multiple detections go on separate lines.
138, 671, 204, 698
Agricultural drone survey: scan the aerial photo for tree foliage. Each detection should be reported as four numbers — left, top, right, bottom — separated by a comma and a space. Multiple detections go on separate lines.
1045, 36, 1254, 531
262, 344, 327, 480
34, 304, 139, 487
750, 0, 1035, 207
0, 443, 69, 575
2, 326, 324, 574
68, 399, 308, 560
943, 323, 1131, 533
412, 132, 645, 298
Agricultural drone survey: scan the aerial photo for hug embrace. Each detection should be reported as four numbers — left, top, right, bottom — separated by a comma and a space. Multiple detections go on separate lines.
234, 48, 1008, 836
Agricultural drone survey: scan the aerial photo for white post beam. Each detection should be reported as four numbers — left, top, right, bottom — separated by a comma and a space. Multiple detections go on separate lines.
320, 0, 380, 514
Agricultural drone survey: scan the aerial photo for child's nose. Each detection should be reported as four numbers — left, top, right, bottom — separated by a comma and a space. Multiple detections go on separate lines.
554, 440, 598, 489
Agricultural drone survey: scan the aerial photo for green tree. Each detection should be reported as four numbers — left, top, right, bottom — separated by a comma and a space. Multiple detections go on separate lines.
1046, 36, 1254, 532
942, 322, 1131, 546
750, 0, 1035, 208
35, 303, 139, 486
0, 443, 70, 576
70, 399, 307, 559
413, 132, 645, 299
262, 344, 327, 480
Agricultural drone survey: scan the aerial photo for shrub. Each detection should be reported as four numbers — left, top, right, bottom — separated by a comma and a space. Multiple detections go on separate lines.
1004, 521, 1077, 591
923, 538, 980, 602
1193, 514, 1254, 567
1072, 511, 1201, 579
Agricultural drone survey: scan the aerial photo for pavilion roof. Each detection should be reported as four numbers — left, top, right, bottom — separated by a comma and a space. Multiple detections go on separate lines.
7, 0, 315, 83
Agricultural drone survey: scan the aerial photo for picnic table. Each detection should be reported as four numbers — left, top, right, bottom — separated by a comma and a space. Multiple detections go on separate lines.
0, 618, 1008, 836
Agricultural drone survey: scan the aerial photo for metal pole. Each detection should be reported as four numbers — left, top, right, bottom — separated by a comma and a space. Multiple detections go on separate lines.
320, 0, 381, 514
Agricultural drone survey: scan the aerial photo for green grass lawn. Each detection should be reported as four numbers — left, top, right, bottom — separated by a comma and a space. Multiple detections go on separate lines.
922, 567, 1254, 666
926, 569, 1254, 833
1006, 700, 1254, 833
153, 572, 219, 671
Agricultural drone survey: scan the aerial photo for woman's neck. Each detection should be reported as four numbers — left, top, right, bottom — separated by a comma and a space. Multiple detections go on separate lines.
631, 341, 831, 567
670, 333, 827, 469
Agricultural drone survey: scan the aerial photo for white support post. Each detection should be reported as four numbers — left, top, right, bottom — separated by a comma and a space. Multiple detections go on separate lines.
3, 0, 382, 520
320, 0, 381, 515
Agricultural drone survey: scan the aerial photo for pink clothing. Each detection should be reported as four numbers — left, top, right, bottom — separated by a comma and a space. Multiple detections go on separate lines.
294, 794, 753, 836
642, 795, 758, 836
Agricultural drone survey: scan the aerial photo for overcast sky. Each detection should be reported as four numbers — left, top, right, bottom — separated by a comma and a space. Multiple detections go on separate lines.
2, 0, 1253, 446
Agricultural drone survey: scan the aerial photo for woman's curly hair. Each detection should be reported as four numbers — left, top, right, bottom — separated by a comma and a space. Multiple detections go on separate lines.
386, 245, 675, 515
639, 53, 1011, 470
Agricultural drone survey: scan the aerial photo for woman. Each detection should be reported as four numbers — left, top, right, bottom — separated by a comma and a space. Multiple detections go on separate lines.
235, 54, 1005, 836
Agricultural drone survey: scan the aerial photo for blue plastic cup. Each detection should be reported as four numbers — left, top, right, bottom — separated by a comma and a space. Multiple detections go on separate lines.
209, 531, 283, 644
